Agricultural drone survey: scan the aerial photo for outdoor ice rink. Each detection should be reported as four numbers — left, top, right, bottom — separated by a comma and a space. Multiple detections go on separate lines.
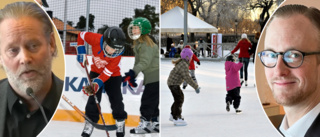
40, 120, 159, 137
39, 59, 281, 137
160, 59, 282, 137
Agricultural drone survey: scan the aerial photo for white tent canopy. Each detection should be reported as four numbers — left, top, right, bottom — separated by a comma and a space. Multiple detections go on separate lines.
161, 6, 218, 33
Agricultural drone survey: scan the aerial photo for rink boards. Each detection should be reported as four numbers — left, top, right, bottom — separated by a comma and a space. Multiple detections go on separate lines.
52, 55, 144, 127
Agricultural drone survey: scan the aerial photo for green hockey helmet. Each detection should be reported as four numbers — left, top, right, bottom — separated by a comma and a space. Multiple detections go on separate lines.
128, 17, 151, 40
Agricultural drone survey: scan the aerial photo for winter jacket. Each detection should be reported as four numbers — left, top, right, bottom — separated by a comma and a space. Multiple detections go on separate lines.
189, 54, 200, 70
176, 44, 183, 49
132, 40, 159, 85
225, 61, 243, 91
77, 32, 121, 83
231, 39, 252, 58
170, 47, 177, 54
167, 59, 198, 89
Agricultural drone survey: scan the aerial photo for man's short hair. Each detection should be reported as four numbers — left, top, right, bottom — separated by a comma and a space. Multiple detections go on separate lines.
0, 2, 56, 56
267, 4, 320, 41
267, 4, 320, 63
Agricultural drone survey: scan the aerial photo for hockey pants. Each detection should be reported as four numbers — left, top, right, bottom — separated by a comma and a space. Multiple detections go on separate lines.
85, 72, 127, 123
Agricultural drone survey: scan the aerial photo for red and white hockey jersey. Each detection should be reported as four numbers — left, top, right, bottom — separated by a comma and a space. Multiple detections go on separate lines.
77, 32, 121, 83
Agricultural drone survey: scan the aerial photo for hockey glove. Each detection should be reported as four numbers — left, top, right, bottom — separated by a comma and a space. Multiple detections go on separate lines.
82, 85, 94, 96
76, 45, 88, 68
122, 80, 134, 91
92, 78, 103, 93
195, 87, 200, 94
197, 61, 200, 65
122, 69, 138, 87
82, 78, 104, 96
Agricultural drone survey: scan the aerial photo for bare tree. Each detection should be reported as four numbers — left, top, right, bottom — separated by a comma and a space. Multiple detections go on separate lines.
187, 0, 202, 16
249, 0, 277, 32
212, 0, 250, 34
198, 0, 218, 25
161, 0, 185, 14
238, 19, 260, 34
161, 0, 263, 36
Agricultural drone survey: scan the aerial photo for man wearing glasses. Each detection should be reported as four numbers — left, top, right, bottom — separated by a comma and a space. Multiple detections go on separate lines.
258, 4, 320, 137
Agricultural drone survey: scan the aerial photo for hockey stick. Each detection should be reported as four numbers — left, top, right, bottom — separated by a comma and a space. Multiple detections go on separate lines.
84, 61, 111, 137
62, 95, 117, 131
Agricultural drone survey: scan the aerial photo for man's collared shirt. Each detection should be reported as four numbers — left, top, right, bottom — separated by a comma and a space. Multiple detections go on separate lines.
280, 102, 320, 137
2, 73, 63, 137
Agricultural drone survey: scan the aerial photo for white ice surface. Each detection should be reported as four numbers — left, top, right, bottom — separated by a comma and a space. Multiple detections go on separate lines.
40, 120, 159, 137
39, 60, 282, 137
160, 59, 282, 137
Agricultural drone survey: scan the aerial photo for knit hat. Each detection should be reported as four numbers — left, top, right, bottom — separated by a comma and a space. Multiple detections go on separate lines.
184, 45, 191, 48
180, 48, 193, 61
241, 33, 247, 39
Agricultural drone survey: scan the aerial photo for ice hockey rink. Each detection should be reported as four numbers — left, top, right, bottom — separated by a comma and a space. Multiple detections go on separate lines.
160, 59, 282, 137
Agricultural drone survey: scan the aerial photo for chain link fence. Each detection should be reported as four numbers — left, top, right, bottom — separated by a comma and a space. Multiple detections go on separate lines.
44, 0, 159, 55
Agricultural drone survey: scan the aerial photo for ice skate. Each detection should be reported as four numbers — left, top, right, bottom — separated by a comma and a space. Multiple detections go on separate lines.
169, 114, 173, 121
173, 118, 187, 126
240, 79, 244, 86
116, 119, 125, 137
226, 101, 231, 112
235, 109, 242, 114
81, 120, 93, 137
245, 81, 248, 87
130, 117, 152, 134
150, 121, 159, 133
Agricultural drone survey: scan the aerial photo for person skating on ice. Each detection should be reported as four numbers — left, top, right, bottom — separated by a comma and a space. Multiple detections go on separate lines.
182, 45, 200, 89
124, 17, 160, 134
225, 55, 243, 114
167, 48, 200, 126
231, 33, 252, 86
76, 27, 128, 137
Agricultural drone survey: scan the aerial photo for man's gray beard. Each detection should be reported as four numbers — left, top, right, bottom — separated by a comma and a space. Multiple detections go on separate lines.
2, 57, 52, 96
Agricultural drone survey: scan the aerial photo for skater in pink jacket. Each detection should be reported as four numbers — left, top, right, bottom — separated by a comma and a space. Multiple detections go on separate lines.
225, 55, 243, 114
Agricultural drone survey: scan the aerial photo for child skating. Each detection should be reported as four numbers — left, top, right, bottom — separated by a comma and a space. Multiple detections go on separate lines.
76, 27, 128, 137
124, 17, 159, 134
167, 48, 200, 126
225, 55, 243, 114
182, 45, 200, 89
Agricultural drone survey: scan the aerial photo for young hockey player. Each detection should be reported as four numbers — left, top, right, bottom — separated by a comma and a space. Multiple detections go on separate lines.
167, 48, 200, 126
76, 27, 128, 137
225, 55, 243, 114
182, 45, 200, 89
124, 17, 159, 134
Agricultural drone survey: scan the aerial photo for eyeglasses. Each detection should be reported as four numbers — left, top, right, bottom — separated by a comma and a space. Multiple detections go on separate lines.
258, 49, 320, 68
